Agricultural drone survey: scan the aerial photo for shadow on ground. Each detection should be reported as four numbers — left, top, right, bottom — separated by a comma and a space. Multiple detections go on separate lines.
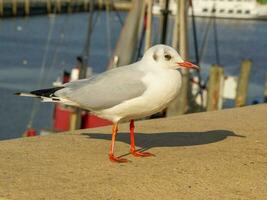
82, 130, 244, 152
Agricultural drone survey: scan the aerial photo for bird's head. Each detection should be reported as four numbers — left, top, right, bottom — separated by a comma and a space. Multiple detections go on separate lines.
142, 44, 199, 70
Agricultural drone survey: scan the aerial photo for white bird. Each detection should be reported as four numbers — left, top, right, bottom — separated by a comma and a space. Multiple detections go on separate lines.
16, 44, 199, 163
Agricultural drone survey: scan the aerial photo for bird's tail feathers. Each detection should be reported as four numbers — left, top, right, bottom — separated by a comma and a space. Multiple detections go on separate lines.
14, 87, 78, 106
15, 92, 39, 98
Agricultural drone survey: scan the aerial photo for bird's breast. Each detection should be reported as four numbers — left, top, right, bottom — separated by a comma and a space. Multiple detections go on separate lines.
95, 69, 182, 123
140, 69, 182, 111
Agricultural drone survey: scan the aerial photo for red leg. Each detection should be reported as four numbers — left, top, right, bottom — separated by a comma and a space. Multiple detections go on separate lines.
130, 120, 154, 157
109, 124, 128, 163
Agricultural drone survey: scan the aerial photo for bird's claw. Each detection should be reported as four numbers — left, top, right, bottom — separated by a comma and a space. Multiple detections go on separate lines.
109, 154, 128, 163
130, 150, 155, 157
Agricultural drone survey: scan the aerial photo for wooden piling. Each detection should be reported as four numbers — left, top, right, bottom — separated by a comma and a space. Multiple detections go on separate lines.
69, 111, 78, 131
207, 65, 224, 111
235, 59, 252, 107
98, 0, 104, 9
166, 0, 190, 116
0, 0, 3, 17
107, 0, 144, 69
46, 0, 51, 14
0, 0, 132, 17
83, 0, 89, 11
24, 0, 30, 16
56, 0, 61, 13
73, 0, 95, 130
144, 0, 153, 51
67, 0, 72, 13
264, 72, 267, 103
12, 0, 17, 16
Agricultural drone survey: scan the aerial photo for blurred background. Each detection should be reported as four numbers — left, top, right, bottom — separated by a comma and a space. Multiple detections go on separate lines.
0, 0, 266, 140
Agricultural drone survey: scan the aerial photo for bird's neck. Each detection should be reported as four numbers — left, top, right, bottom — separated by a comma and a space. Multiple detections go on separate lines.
139, 59, 164, 70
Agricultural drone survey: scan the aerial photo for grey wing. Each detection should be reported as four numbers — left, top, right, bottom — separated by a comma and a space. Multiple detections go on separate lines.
55, 65, 147, 110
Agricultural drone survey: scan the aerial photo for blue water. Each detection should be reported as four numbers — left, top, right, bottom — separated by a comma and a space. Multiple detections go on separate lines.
0, 12, 125, 140
0, 13, 266, 140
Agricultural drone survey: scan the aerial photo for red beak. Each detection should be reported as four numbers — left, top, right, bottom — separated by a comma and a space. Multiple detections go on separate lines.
177, 61, 199, 70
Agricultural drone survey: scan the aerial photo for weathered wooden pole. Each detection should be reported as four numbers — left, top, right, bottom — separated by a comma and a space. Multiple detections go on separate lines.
166, 0, 179, 116
167, 0, 190, 116
235, 59, 252, 107
24, 0, 30, 16
105, 0, 112, 57
12, 0, 17, 16
56, 0, 61, 13
207, 65, 224, 111
69, 112, 78, 131
144, 0, 153, 51
264, 72, 267, 103
98, 0, 104, 9
67, 0, 72, 13
177, 0, 190, 114
160, 0, 169, 44
157, 0, 165, 42
0, 0, 3, 17
46, 0, 51, 14
84, 0, 89, 11
107, 0, 144, 69
171, 0, 179, 50
72, 0, 95, 130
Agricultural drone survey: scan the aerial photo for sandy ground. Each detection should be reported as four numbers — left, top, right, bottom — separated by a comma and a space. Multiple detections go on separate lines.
0, 104, 266, 200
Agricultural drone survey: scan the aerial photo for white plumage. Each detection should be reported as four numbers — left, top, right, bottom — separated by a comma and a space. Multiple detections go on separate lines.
16, 44, 199, 163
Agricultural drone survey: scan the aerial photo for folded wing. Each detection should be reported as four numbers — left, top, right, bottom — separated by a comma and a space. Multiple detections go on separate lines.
55, 66, 147, 110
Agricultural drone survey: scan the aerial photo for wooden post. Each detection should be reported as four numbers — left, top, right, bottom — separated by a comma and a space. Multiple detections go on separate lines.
144, 0, 153, 51
12, 0, 17, 16
264, 72, 267, 103
105, 0, 112, 57
69, 110, 78, 131
24, 0, 30, 16
160, 0, 169, 44
46, 0, 51, 14
56, 0, 61, 13
107, 0, 144, 69
177, 0, 189, 114
73, 0, 95, 130
207, 65, 224, 111
98, 0, 104, 9
157, 0, 165, 42
67, 0, 72, 13
166, 0, 179, 117
84, 0, 89, 11
166, 0, 190, 116
171, 0, 179, 50
0, 0, 4, 17
235, 59, 252, 107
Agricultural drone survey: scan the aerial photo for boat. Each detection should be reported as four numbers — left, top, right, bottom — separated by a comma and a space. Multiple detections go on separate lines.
153, 0, 267, 19
52, 64, 112, 132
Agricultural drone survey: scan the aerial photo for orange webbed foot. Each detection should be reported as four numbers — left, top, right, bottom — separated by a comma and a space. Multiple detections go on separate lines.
109, 154, 128, 163
130, 150, 155, 157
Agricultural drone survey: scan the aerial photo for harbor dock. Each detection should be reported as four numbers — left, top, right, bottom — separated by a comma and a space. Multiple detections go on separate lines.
0, 0, 131, 17
0, 104, 266, 199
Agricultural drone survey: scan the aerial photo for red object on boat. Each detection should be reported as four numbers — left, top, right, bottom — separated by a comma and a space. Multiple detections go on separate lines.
63, 71, 71, 83
24, 128, 37, 137
81, 112, 112, 129
53, 104, 111, 131
53, 104, 71, 132
52, 67, 112, 132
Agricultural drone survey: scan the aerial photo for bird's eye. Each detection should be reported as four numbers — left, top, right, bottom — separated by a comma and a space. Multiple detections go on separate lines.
164, 54, 172, 61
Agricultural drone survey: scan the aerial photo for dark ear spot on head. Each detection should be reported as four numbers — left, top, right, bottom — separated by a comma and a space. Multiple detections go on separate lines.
153, 53, 159, 61
164, 54, 172, 61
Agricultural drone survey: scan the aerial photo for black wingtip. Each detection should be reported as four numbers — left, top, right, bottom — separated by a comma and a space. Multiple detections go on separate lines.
14, 92, 21, 96
30, 87, 64, 97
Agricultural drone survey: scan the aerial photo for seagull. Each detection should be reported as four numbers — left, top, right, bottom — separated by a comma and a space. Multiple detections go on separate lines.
16, 44, 199, 163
